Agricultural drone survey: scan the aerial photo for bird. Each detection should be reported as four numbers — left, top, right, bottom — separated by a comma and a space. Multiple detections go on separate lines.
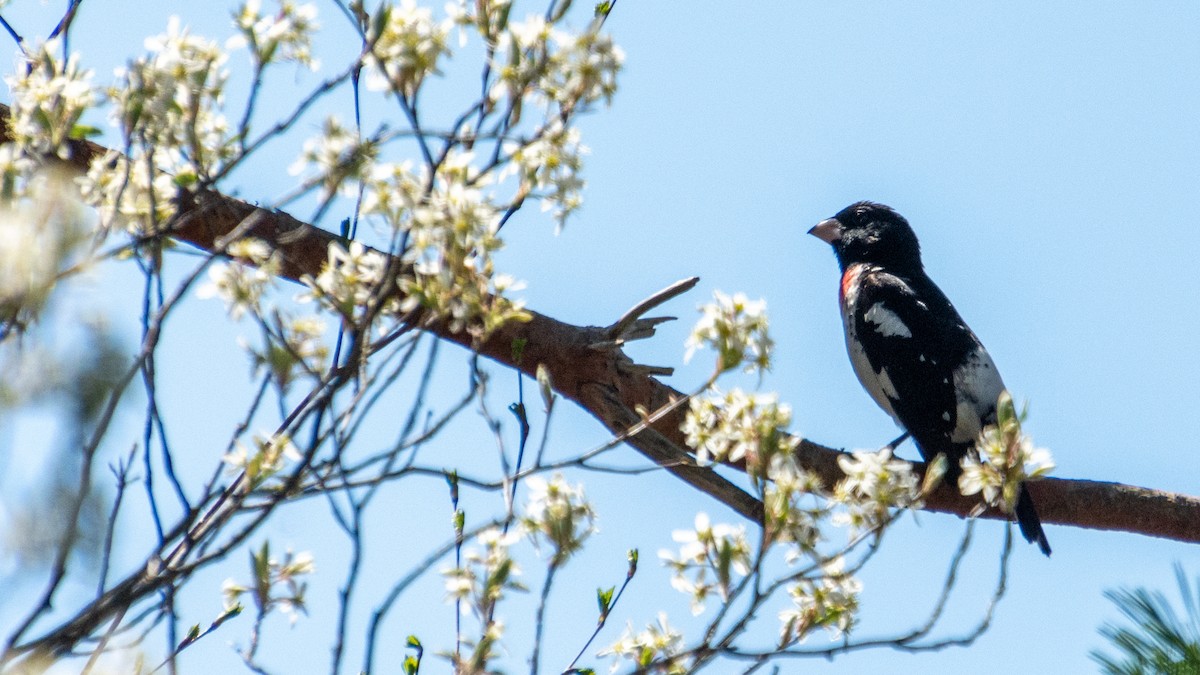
809, 201, 1051, 556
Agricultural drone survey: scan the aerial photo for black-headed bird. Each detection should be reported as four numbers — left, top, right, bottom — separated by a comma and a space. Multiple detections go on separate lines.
810, 201, 1050, 556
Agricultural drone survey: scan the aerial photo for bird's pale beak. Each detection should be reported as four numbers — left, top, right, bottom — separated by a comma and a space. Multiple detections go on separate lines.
808, 218, 842, 244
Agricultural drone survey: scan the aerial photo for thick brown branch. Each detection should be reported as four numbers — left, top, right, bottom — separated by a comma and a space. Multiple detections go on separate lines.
14, 108, 1200, 546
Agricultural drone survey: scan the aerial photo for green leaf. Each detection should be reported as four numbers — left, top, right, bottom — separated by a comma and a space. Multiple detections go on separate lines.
446, 470, 459, 506
221, 603, 244, 621
69, 124, 102, 139
597, 586, 614, 614
252, 541, 272, 609
511, 337, 527, 364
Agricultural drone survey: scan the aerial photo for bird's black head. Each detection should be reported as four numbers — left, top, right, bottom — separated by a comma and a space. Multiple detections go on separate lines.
809, 201, 924, 274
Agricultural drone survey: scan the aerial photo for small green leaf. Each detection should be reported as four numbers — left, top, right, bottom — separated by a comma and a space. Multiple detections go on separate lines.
996, 390, 1016, 428
406, 634, 422, 649
403, 655, 419, 675
597, 586, 614, 614
69, 124, 102, 139
511, 337, 528, 364
922, 454, 948, 494
222, 603, 244, 620
496, 1, 512, 30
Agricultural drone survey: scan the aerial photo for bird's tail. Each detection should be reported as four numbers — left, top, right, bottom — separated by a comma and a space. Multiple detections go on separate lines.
1015, 484, 1051, 557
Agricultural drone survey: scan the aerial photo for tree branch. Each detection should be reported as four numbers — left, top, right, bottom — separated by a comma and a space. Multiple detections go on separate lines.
12, 106, 1200, 547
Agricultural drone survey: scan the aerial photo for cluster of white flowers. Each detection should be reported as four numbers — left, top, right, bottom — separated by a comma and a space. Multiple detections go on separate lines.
685, 291, 773, 374
222, 544, 314, 624
681, 388, 798, 473
232, 0, 320, 70
395, 152, 528, 339
487, 14, 623, 113
198, 238, 279, 320
79, 18, 233, 234
0, 144, 33, 200
442, 526, 523, 667
0, 169, 87, 325
266, 315, 329, 386
778, 557, 862, 645
364, 0, 452, 97
505, 123, 588, 230
5, 39, 95, 159
196, 238, 331, 387
360, 160, 423, 229
519, 474, 596, 564
443, 527, 523, 610
300, 240, 391, 320
289, 116, 378, 198
659, 513, 751, 616
761, 454, 825, 555
488, 15, 552, 106
222, 431, 301, 489
538, 29, 623, 109
959, 391, 1054, 512
113, 18, 234, 174
601, 613, 688, 674
833, 447, 922, 532
81, 151, 179, 236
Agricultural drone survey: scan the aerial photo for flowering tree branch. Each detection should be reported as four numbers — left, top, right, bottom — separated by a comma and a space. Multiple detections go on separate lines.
11, 105, 1199, 547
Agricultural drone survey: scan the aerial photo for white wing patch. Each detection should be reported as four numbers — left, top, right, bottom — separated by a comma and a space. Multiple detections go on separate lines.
863, 303, 913, 338
949, 345, 1006, 443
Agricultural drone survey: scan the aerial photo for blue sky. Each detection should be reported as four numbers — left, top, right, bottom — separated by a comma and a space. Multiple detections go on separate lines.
2, 2, 1199, 674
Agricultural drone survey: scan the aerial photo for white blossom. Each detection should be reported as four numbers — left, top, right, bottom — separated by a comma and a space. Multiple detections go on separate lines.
685, 291, 773, 373
601, 613, 687, 674
224, 545, 314, 625
441, 526, 524, 617
5, 39, 95, 159
540, 29, 623, 108
289, 116, 377, 197
504, 123, 588, 231
520, 474, 596, 563
299, 240, 389, 319
110, 17, 234, 178
79, 150, 180, 235
198, 238, 280, 320
681, 388, 797, 471
231, 0, 320, 70
396, 152, 527, 339
959, 416, 1055, 511
659, 513, 750, 615
364, 0, 452, 97
762, 454, 825, 555
779, 557, 862, 644
222, 432, 301, 487
0, 168, 88, 324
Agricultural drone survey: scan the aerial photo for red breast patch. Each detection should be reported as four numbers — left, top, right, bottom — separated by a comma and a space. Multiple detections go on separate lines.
840, 264, 864, 303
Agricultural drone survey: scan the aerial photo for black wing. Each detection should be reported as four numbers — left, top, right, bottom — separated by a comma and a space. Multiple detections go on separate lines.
852, 269, 983, 466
